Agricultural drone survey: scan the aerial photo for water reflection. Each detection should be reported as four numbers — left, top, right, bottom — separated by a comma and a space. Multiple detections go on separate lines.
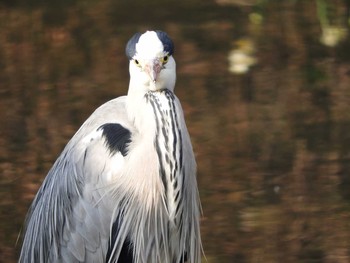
228, 38, 257, 74
317, 0, 348, 47
1, 0, 350, 262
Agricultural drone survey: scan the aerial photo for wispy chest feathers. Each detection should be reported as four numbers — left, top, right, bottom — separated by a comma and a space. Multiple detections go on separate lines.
106, 90, 190, 263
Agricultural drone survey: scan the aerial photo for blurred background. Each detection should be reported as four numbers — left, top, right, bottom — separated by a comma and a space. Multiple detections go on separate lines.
1, 0, 350, 262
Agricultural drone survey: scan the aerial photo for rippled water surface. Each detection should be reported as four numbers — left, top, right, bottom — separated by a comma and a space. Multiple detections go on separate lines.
1, 0, 350, 262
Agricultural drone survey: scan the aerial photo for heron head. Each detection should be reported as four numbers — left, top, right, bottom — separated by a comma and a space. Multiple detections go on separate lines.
126, 30, 176, 92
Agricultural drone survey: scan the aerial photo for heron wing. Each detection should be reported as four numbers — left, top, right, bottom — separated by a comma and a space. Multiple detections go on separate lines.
20, 96, 134, 263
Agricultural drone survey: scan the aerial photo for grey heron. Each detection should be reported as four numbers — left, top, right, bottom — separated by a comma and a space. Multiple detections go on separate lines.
19, 30, 202, 263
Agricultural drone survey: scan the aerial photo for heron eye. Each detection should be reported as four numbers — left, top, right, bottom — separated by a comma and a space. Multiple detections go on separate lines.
162, 55, 169, 64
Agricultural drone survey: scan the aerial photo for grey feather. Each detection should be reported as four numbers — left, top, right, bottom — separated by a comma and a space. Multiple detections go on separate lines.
20, 30, 202, 263
20, 97, 132, 263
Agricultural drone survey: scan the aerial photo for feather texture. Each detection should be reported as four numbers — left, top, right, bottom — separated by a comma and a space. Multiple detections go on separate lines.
20, 30, 201, 263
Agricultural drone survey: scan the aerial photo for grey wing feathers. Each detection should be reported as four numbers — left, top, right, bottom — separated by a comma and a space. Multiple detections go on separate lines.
19, 96, 133, 263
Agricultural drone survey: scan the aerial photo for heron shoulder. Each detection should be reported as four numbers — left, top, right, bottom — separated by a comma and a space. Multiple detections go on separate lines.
77, 96, 131, 135
68, 95, 134, 158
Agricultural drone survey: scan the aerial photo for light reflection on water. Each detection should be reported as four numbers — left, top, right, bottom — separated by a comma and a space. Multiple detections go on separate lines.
1, 0, 350, 262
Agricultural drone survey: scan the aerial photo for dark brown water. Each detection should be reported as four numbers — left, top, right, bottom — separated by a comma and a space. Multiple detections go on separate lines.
1, 0, 350, 262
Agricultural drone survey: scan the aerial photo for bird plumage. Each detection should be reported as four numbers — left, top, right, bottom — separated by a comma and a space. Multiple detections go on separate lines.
20, 30, 201, 263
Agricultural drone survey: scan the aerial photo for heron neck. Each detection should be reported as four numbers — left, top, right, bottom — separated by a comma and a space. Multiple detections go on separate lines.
126, 79, 176, 133
145, 90, 184, 222
126, 82, 157, 135
126, 83, 184, 222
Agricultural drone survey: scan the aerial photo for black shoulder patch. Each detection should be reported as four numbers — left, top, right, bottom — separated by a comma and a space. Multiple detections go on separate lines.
98, 123, 131, 156
125, 32, 142, 60
155, 30, 174, 55
106, 212, 133, 263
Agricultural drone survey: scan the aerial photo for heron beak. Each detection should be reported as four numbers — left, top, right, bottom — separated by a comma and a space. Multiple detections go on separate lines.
144, 59, 162, 83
